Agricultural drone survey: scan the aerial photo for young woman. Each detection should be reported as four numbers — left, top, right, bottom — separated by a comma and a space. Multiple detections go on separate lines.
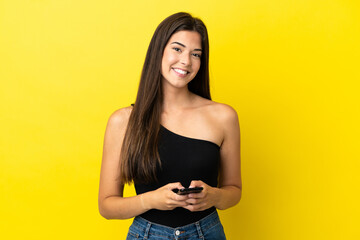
98, 12, 241, 239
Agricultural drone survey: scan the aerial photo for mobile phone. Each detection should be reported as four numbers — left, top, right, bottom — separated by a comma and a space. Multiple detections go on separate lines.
172, 187, 203, 195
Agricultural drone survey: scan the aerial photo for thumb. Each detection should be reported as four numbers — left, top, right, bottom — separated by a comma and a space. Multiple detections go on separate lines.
189, 180, 202, 188
167, 182, 184, 190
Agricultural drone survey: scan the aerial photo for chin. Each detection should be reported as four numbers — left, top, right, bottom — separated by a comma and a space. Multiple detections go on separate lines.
163, 79, 191, 88
172, 82, 190, 88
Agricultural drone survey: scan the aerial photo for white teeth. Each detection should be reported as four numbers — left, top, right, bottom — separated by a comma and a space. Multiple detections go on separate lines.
173, 68, 187, 75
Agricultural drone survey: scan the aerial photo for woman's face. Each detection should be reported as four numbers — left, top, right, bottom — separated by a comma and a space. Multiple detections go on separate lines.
161, 30, 202, 89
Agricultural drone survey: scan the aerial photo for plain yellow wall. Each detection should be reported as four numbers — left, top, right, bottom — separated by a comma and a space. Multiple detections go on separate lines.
1, 0, 359, 239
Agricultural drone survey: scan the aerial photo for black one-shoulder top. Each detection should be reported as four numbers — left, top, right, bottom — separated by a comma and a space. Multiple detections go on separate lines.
133, 105, 221, 227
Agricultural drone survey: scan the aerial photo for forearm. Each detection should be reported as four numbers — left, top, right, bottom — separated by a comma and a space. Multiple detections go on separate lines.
99, 192, 150, 220
214, 185, 242, 210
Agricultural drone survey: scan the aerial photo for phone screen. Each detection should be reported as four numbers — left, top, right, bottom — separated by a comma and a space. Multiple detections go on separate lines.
172, 187, 203, 195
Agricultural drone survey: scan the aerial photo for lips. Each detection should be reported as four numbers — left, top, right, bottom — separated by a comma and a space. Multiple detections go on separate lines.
172, 68, 189, 76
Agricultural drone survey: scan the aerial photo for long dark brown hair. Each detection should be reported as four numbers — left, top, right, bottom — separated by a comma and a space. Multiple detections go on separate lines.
118, 12, 211, 184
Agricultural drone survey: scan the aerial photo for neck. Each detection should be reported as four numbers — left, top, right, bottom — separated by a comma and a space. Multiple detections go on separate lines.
161, 81, 194, 113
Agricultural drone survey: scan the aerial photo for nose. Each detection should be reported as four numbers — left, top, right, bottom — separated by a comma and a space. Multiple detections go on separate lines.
180, 53, 191, 66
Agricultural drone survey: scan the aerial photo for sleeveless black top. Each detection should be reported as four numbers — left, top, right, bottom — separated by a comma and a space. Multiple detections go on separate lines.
134, 113, 221, 227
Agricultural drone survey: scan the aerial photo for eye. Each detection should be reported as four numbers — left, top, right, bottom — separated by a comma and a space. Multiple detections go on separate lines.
172, 47, 181, 52
192, 53, 201, 58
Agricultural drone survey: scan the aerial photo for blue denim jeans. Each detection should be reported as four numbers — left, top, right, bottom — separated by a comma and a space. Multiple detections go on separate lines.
126, 211, 226, 240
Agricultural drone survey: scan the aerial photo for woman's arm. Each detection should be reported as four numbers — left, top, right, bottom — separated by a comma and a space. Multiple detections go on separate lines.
184, 104, 242, 211
98, 107, 142, 219
215, 104, 242, 209
98, 108, 189, 219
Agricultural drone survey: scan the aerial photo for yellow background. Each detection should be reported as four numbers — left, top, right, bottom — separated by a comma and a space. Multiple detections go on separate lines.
1, 0, 359, 239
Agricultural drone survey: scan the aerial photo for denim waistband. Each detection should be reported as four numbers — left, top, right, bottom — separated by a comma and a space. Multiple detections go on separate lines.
130, 211, 221, 239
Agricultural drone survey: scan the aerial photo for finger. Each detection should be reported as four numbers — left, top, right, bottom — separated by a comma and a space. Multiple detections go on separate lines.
183, 204, 202, 212
186, 202, 208, 212
173, 193, 189, 201
182, 204, 194, 211
167, 188, 189, 201
189, 180, 203, 188
187, 192, 204, 199
169, 198, 188, 207
185, 198, 202, 205
167, 182, 185, 190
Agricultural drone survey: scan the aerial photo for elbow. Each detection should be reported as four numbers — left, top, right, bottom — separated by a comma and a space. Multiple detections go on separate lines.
235, 186, 242, 204
99, 206, 120, 220
216, 185, 242, 210
99, 212, 110, 220
98, 204, 120, 220
98, 204, 111, 220
232, 183, 242, 203
98, 198, 115, 220
98, 198, 129, 220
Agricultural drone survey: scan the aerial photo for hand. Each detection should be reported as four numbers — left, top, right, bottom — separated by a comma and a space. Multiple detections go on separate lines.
144, 182, 189, 211
183, 180, 220, 212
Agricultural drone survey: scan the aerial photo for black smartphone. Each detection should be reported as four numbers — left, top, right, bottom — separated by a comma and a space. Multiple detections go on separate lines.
172, 187, 203, 195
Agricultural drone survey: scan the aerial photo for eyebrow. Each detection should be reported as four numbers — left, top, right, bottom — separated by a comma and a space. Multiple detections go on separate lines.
171, 42, 202, 52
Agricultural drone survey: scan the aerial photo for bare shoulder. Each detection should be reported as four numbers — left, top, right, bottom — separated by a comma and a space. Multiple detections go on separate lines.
212, 103, 240, 151
205, 100, 239, 126
102, 106, 133, 160
192, 96, 239, 145
106, 106, 133, 131
109, 106, 133, 121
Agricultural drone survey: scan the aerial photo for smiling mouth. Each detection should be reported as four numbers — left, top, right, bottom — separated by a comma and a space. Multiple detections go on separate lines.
172, 68, 189, 75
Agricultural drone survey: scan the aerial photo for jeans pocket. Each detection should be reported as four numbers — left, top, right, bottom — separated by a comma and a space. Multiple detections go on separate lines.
203, 222, 226, 240
126, 230, 140, 240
